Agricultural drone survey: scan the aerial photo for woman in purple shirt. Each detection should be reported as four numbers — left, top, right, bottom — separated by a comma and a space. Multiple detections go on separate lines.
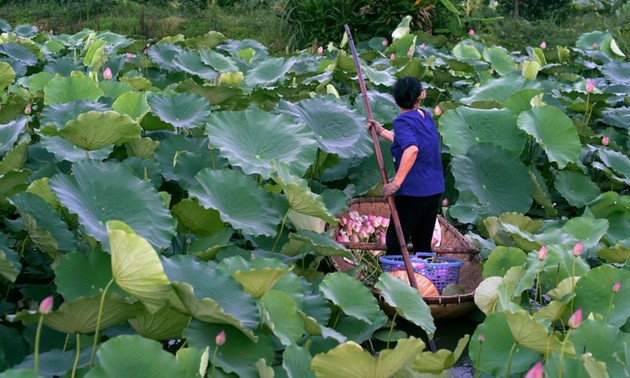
368, 77, 445, 255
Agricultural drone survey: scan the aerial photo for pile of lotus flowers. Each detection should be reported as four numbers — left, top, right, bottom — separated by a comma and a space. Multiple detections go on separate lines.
335, 211, 390, 245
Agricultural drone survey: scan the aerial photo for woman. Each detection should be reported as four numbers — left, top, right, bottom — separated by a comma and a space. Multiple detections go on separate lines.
368, 76, 444, 255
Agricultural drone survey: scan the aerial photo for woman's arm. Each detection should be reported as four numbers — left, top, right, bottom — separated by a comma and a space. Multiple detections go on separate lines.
392, 145, 418, 187
367, 119, 394, 142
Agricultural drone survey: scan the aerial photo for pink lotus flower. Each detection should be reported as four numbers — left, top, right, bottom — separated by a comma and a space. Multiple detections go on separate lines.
540, 41, 547, 49
613, 282, 621, 293
382, 39, 388, 47
317, 46, 324, 55
381, 218, 390, 228
407, 50, 413, 57
525, 361, 543, 378
572, 241, 583, 257
568, 308, 583, 328
592, 42, 598, 49
39, 296, 54, 315
602, 136, 610, 146
24, 103, 31, 115
379, 232, 386, 244
390, 53, 396, 60
586, 79, 595, 93
468, 29, 475, 37
339, 217, 347, 226
359, 229, 369, 239
126, 53, 134, 59
420, 43, 426, 50
434, 105, 442, 117
537, 246, 547, 261
103, 67, 113, 80
442, 198, 448, 207
215, 330, 226, 346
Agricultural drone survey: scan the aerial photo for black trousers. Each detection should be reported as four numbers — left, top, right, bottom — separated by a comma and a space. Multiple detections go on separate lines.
385, 193, 441, 255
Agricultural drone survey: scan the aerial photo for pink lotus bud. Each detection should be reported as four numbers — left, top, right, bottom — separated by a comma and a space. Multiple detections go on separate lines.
24, 103, 31, 115
442, 198, 448, 207
478, 333, 485, 343
126, 53, 134, 59
317, 46, 324, 55
339, 217, 347, 226
537, 246, 547, 261
540, 41, 546, 49
613, 282, 621, 293
602, 136, 610, 146
215, 330, 226, 346
468, 29, 475, 37
420, 43, 426, 50
359, 228, 369, 239
406, 50, 413, 57
592, 42, 598, 49
370, 217, 381, 229
381, 39, 388, 47
525, 361, 543, 378
381, 218, 390, 228
366, 225, 375, 234
586, 79, 595, 93
432, 236, 439, 245
39, 295, 54, 315
349, 211, 360, 221
572, 241, 583, 257
103, 67, 113, 80
568, 308, 583, 328
367, 214, 375, 223
434, 105, 442, 117
390, 53, 396, 60
350, 234, 360, 243
412, 262, 425, 270
379, 232, 386, 244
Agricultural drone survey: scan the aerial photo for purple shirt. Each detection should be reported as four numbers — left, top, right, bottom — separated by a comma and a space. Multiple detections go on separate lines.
390, 109, 445, 197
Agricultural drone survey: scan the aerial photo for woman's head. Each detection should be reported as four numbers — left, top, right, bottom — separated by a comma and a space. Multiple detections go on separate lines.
393, 76, 423, 109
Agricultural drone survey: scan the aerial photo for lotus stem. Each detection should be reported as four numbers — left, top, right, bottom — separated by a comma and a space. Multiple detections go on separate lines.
90, 278, 114, 367
63, 333, 70, 352
386, 313, 398, 350
474, 339, 483, 378
211, 344, 219, 378
558, 330, 572, 378
270, 208, 290, 255
570, 257, 576, 314
71, 333, 81, 378
34, 314, 45, 374
504, 342, 517, 377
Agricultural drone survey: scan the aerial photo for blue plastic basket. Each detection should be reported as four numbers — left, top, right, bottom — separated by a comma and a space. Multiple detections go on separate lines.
379, 252, 464, 294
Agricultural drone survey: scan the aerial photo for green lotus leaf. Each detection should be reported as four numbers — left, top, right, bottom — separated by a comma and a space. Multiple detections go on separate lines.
439, 107, 526, 156
411, 335, 469, 373
528, 166, 557, 217
597, 148, 630, 181
311, 338, 423, 378
111, 91, 150, 122
147, 43, 184, 71
45, 295, 140, 334
199, 49, 239, 72
483, 47, 518, 76
119, 75, 152, 91
0, 369, 42, 378
600, 106, 630, 129
171, 198, 225, 236
0, 170, 30, 200
107, 221, 172, 313
517, 106, 581, 169
0, 117, 27, 157
43, 73, 104, 105
483, 246, 527, 278
183, 321, 274, 377
319, 272, 384, 324
0, 233, 20, 282
0, 61, 15, 90
260, 290, 305, 345
474, 276, 502, 315
13, 347, 91, 377
451, 143, 533, 219
13, 24, 38, 38
50, 160, 175, 251
55, 110, 141, 151
521, 60, 540, 80
184, 31, 227, 49
282, 345, 315, 378
277, 98, 373, 159
208, 107, 317, 178
83, 39, 106, 69
10, 192, 76, 254
40, 136, 113, 163
128, 305, 191, 341
505, 311, 566, 353
573, 265, 630, 327
44, 56, 83, 76
99, 81, 134, 100
374, 273, 436, 336
39, 100, 109, 130
172, 149, 223, 189
362, 65, 396, 86
469, 311, 541, 376
85, 335, 187, 378
586, 192, 630, 244
289, 230, 352, 258
576, 31, 612, 50
461, 74, 540, 105
175, 346, 209, 378
148, 92, 211, 130
272, 162, 336, 223
0, 142, 27, 174
244, 57, 295, 88
190, 168, 280, 237
124, 137, 159, 159
597, 244, 630, 264
154, 135, 212, 182
553, 169, 601, 207
0, 43, 37, 66
0, 20, 10, 31
483, 213, 543, 248
173, 50, 218, 81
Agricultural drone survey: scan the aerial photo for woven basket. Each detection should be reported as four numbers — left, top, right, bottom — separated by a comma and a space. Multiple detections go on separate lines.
330, 197, 483, 320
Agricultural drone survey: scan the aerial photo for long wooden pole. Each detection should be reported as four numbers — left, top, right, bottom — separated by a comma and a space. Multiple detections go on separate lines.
344, 25, 419, 290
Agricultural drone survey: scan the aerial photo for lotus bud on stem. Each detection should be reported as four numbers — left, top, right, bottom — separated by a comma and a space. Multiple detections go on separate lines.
34, 296, 54, 375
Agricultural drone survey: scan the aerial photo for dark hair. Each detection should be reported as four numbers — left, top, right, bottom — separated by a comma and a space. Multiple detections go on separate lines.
392, 77, 423, 109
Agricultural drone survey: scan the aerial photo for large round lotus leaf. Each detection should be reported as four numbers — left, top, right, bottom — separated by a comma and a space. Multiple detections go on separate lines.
504, 311, 565, 354
199, 49, 239, 72
244, 57, 295, 88
173, 50, 218, 81
98, 81, 133, 100
57, 110, 141, 151
43, 56, 84, 76
208, 107, 317, 179
553, 169, 601, 207
0, 170, 30, 200
601, 62, 630, 85
111, 91, 150, 122
0, 43, 37, 67
184, 30, 228, 49
482, 47, 518, 76
39, 100, 109, 130
597, 245, 630, 264
147, 43, 184, 71
43, 73, 104, 105
219, 39, 269, 62
85, 335, 187, 378
277, 99, 373, 159
576, 31, 612, 50
260, 290, 305, 346
154, 135, 212, 182
311, 338, 423, 378
148, 92, 211, 129
0, 369, 42, 377
597, 148, 630, 180
171, 198, 225, 236
128, 305, 190, 341
43, 295, 140, 334
49, 159, 175, 251
461, 74, 540, 105
282, 345, 315, 378
452, 143, 532, 217
107, 221, 171, 313
0, 62, 15, 90
0, 20, 10, 31
0, 117, 27, 157
483, 246, 527, 279
362, 65, 396, 86
13, 24, 38, 38
468, 312, 541, 376
288, 230, 352, 258
0, 233, 21, 283
573, 265, 630, 327
374, 273, 435, 335
587, 192, 630, 244
439, 107, 526, 157
319, 272, 383, 324
10, 192, 76, 254
40, 136, 113, 163
0, 141, 27, 173
19, 71, 55, 94
600, 107, 630, 129
528, 165, 557, 217
517, 106, 581, 169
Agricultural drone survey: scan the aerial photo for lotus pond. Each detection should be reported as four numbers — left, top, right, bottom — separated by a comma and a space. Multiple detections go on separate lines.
0, 17, 629, 378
